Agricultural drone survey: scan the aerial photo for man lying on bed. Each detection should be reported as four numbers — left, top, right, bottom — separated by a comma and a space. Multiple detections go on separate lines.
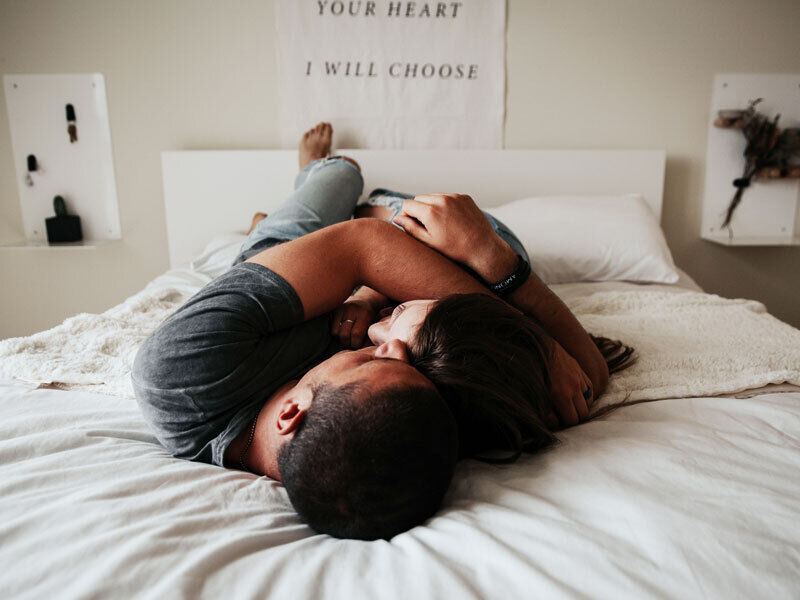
132, 123, 612, 541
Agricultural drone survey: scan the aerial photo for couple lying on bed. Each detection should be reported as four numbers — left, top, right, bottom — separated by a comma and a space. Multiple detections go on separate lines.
133, 123, 630, 541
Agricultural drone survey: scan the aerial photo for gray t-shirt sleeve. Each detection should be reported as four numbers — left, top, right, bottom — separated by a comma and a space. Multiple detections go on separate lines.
132, 262, 333, 467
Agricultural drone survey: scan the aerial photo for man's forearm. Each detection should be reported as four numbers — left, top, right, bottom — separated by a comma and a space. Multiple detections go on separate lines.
473, 238, 609, 395
246, 219, 489, 321
355, 220, 490, 302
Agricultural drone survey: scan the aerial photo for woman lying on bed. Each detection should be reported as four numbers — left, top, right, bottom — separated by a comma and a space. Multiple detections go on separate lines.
133, 123, 628, 541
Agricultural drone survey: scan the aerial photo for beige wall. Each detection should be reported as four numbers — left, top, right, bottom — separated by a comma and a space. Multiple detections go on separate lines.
1, 0, 799, 339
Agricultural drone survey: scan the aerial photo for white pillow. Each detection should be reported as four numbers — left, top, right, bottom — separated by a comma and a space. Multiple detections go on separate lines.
486, 194, 679, 284
189, 232, 247, 278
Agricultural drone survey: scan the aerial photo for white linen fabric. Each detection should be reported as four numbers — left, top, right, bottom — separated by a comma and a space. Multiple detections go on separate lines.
1, 383, 799, 599
486, 194, 680, 284
2, 234, 800, 598
274, 1, 505, 149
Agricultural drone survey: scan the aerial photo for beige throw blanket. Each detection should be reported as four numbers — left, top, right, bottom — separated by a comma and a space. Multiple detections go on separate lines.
0, 287, 187, 398
565, 290, 800, 408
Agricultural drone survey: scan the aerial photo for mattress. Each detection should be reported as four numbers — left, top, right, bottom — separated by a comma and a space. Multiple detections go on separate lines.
1, 235, 799, 599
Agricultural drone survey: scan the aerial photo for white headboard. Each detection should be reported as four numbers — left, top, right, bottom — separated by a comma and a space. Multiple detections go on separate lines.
161, 150, 665, 268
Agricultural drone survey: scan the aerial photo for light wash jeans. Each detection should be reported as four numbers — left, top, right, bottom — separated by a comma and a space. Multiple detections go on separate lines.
364, 188, 531, 267
233, 156, 364, 264
232, 157, 530, 269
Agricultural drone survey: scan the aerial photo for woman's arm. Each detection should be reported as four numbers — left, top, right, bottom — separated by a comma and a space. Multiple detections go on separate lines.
476, 241, 610, 402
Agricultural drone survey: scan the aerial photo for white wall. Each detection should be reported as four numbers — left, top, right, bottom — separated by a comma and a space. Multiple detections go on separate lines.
1, 0, 799, 339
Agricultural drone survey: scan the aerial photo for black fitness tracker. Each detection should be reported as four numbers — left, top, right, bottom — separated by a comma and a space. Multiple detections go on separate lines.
487, 254, 531, 297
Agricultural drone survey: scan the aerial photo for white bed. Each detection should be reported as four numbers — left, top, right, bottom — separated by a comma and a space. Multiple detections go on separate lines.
2, 150, 799, 599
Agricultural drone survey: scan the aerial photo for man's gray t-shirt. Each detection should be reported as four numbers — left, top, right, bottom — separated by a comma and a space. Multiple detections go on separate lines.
132, 262, 337, 467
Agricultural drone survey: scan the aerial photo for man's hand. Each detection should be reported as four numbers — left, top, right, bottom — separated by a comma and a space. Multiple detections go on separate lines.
393, 194, 513, 276
547, 340, 594, 427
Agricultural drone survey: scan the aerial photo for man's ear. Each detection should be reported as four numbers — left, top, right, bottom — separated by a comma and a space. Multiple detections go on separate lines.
276, 399, 307, 437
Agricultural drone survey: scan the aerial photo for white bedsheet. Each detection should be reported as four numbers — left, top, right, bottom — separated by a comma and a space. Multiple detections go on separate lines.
2, 235, 799, 598
1, 381, 798, 599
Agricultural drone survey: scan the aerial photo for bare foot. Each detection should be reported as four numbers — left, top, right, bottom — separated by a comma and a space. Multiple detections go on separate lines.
299, 122, 332, 169
247, 212, 267, 234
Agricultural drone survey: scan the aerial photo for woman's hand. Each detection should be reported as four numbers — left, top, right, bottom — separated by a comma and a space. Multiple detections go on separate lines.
331, 299, 374, 348
330, 286, 388, 348
393, 194, 510, 274
547, 340, 594, 427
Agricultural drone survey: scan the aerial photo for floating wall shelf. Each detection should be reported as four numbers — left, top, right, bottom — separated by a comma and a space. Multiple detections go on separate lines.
0, 239, 120, 251
701, 73, 800, 246
3, 73, 121, 247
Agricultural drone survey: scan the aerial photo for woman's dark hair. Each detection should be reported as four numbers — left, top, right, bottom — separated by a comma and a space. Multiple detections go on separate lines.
409, 294, 637, 463
588, 334, 636, 376
409, 294, 556, 463
277, 381, 459, 541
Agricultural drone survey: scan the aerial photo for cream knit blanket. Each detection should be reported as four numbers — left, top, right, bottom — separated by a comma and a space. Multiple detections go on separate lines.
565, 290, 800, 407
1, 287, 799, 406
0, 286, 188, 398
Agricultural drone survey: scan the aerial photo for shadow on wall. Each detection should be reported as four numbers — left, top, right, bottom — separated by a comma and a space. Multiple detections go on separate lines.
661, 155, 697, 249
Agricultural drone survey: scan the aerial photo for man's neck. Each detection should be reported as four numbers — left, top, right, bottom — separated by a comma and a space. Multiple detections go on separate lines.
225, 380, 299, 478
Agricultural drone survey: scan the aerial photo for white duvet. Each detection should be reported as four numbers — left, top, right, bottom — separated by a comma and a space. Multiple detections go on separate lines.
1, 235, 799, 599
2, 384, 798, 599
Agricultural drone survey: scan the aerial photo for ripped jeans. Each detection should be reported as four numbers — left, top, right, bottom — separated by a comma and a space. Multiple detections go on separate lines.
232, 156, 530, 268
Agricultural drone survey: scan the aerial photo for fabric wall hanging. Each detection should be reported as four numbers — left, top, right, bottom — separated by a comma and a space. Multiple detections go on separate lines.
275, 0, 506, 149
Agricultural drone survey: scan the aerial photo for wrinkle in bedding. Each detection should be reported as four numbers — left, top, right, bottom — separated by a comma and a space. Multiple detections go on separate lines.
1, 383, 798, 599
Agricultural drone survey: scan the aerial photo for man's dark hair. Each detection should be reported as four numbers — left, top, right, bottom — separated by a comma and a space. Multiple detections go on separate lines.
277, 382, 458, 540
410, 293, 557, 462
